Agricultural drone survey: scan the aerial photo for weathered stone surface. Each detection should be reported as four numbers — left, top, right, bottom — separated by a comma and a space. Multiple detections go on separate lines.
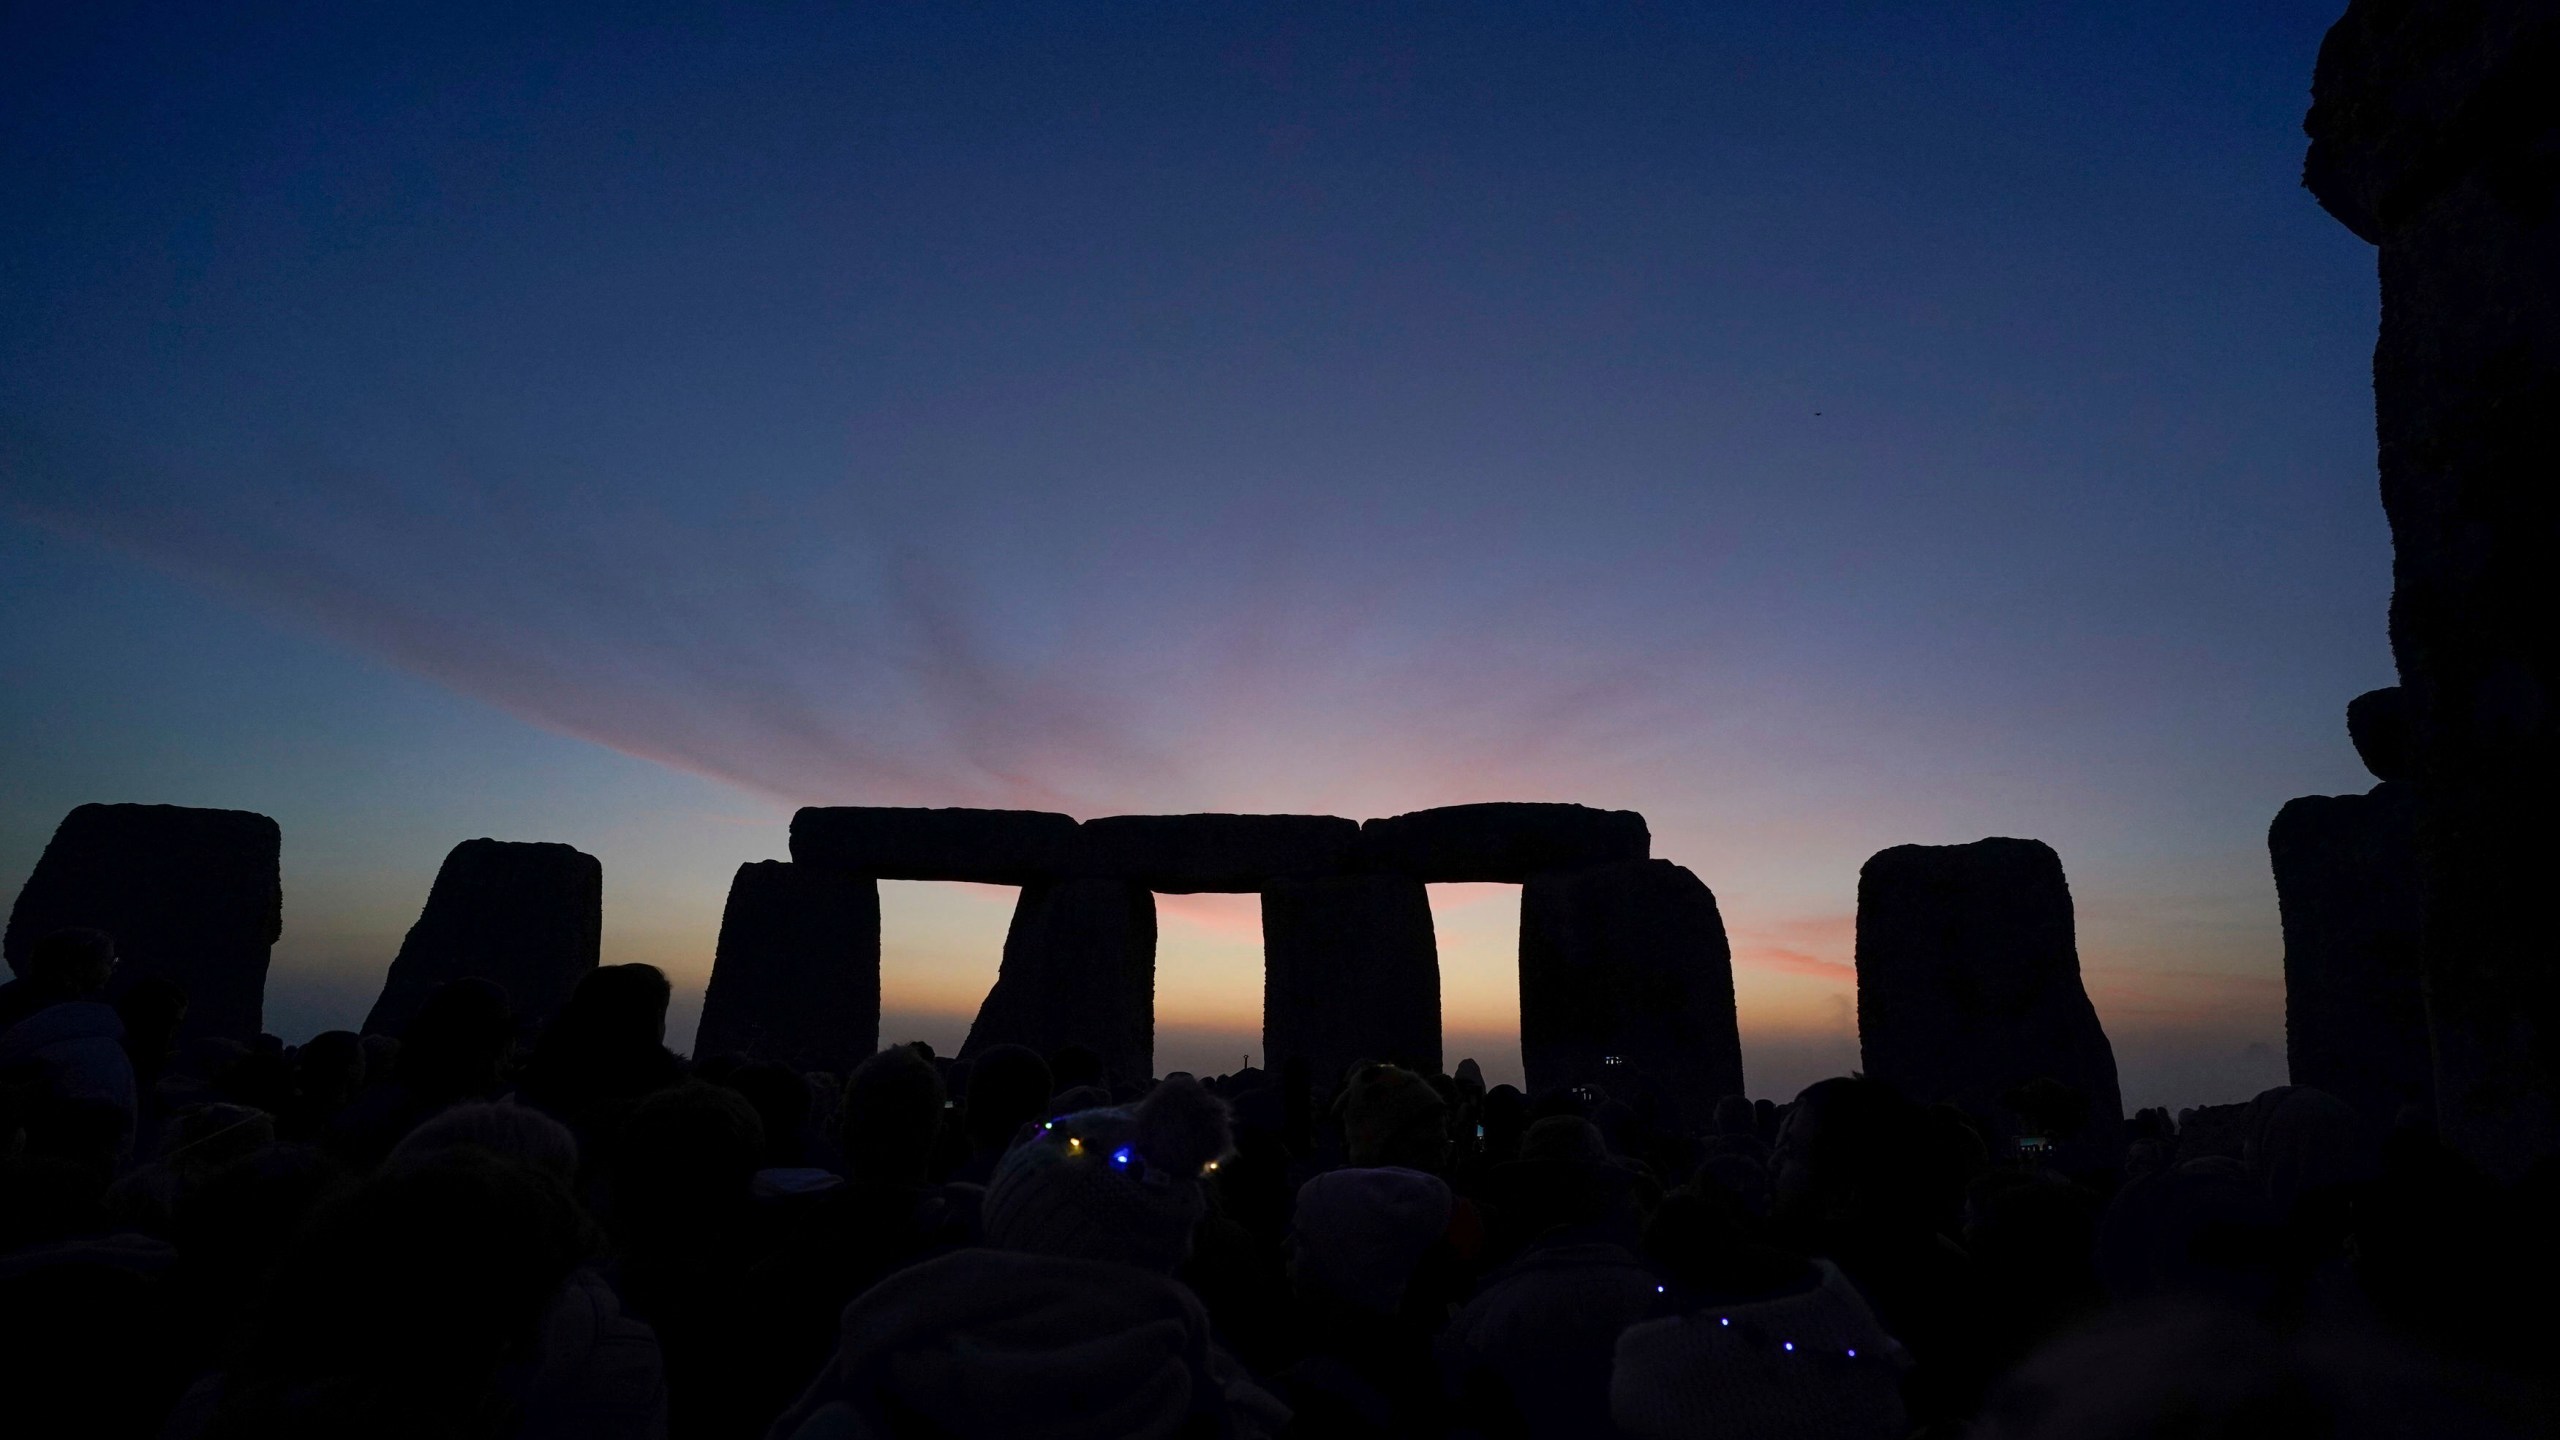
2271, 785, 2429, 1130
695, 861, 880, 1072
1075, 813, 1359, 892
1856, 838, 2125, 1169
363, 839, 601, 1039
3, 803, 281, 1042
2305, 0, 2560, 1174
962, 878, 1155, 1084
790, 806, 1078, 884
2345, 686, 2413, 784
1262, 873, 1440, 1089
1519, 859, 1741, 1124
1357, 803, 1649, 883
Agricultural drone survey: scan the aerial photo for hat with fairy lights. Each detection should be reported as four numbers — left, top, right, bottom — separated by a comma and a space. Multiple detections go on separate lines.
984, 1075, 1235, 1275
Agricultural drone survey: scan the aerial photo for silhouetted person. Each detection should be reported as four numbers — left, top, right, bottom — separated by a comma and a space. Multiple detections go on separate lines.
738, 1044, 977, 1431
1443, 1116, 1664, 1439
519, 964, 684, 1141
0, 925, 138, 1172
1278, 1166, 1456, 1437
278, 1030, 366, 1142
0, 927, 116, 1033
606, 1080, 765, 1440
1340, 1063, 1452, 1173
327, 977, 515, 1168
952, 1043, 1050, 1184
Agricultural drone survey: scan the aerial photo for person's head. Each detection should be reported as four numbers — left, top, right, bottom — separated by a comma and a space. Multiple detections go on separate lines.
1289, 1166, 1454, 1316
395, 978, 516, 1099
844, 1040, 947, 1178
723, 1059, 812, 1168
215, 1146, 593, 1435
965, 1044, 1053, 1149
548, 963, 673, 1050
292, 1030, 368, 1112
23, 927, 116, 995
1774, 1077, 1933, 1233
611, 1080, 763, 1239
1341, 1064, 1451, 1172
985, 1075, 1232, 1274
115, 977, 189, 1061
1048, 1043, 1105, 1093
389, 1100, 580, 1186
839, 1044, 945, 1186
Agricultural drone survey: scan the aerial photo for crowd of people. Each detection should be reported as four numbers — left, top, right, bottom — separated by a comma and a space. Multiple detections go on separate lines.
1, 924, 2553, 1438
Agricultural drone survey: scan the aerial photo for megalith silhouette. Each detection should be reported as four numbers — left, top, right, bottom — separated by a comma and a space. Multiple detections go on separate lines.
1075, 813, 1359, 892
696, 860, 880, 1072
2269, 688, 2429, 1130
1856, 837, 2125, 1168
363, 839, 601, 1039
1358, 803, 1649, 883
2304, 0, 2560, 1175
1262, 872, 1441, 1089
791, 806, 1078, 884
963, 878, 1156, 1085
3, 803, 282, 1042
1519, 859, 1742, 1124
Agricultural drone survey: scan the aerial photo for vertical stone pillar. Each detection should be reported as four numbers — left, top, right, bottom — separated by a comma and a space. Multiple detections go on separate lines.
1520, 859, 1742, 1125
3, 803, 282, 1043
364, 839, 602, 1040
1855, 837, 2124, 1169
1262, 873, 1440, 1092
695, 860, 880, 1072
963, 878, 1155, 1085
2269, 688, 2429, 1129
2304, 0, 2560, 1175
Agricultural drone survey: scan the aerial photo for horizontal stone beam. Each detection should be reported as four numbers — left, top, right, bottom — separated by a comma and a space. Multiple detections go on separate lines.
791, 806, 1079, 885
1357, 803, 1649, 883
1073, 813, 1358, 893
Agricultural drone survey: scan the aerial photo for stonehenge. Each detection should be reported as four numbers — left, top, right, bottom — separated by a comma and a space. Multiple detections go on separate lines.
2269, 688, 2429, 1131
363, 839, 603, 1040
696, 861, 881, 1072
3, 803, 282, 1043
1855, 837, 2125, 1169
788, 801, 1738, 1112
2303, 0, 2560, 1176
1519, 859, 1743, 1123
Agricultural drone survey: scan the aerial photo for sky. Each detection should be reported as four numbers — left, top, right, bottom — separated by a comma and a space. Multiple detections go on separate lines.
0, 1, 2385, 1107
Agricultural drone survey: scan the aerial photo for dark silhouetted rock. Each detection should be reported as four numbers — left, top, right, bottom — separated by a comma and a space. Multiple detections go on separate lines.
1518, 859, 1741, 1124
962, 879, 1155, 1084
1856, 838, 2125, 1169
1075, 813, 1359, 892
2271, 782, 2428, 1130
2306, 1, 2560, 1173
1262, 873, 1440, 1089
2345, 686, 2413, 784
695, 861, 880, 1072
790, 806, 1079, 884
362, 839, 601, 1039
3, 803, 281, 1042
1357, 803, 1649, 883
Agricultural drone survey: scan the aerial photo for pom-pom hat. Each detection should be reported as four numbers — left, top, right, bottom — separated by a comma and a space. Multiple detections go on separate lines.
985, 1075, 1234, 1275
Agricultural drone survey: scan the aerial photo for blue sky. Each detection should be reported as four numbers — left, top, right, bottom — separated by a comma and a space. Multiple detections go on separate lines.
2, 2, 2383, 1104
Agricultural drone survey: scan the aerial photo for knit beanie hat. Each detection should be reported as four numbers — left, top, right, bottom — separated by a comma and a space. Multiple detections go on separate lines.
1289, 1166, 1453, 1315
1610, 1259, 1907, 1440
985, 1076, 1233, 1275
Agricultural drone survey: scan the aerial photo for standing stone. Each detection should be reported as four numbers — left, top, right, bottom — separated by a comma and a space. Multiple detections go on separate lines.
2270, 688, 2430, 1130
363, 839, 601, 1040
1358, 803, 1649, 883
1262, 873, 1441, 1091
962, 878, 1155, 1084
1519, 859, 1742, 1125
3, 803, 282, 1043
2305, 0, 2560, 1176
695, 861, 880, 1072
1856, 838, 2125, 1169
